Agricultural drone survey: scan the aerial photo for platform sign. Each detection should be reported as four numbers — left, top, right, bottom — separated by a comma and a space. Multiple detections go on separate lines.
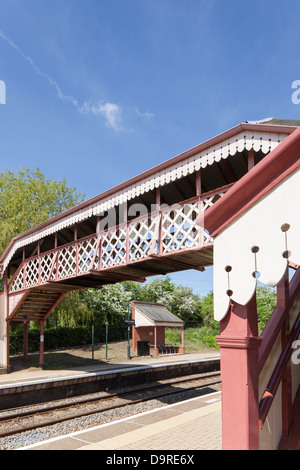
124, 320, 135, 326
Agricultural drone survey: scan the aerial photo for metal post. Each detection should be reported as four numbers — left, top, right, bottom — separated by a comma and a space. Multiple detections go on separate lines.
92, 324, 94, 360
106, 324, 108, 360
127, 325, 130, 360
23, 321, 28, 361
126, 296, 136, 360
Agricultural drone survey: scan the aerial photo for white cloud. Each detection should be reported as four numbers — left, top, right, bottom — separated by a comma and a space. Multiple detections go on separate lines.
81, 101, 123, 131
135, 107, 154, 118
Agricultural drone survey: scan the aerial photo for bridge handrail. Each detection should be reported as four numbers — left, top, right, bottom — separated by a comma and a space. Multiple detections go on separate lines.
7, 187, 231, 293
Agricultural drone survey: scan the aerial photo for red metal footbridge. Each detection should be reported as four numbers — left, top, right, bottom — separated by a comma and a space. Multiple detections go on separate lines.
0, 118, 298, 370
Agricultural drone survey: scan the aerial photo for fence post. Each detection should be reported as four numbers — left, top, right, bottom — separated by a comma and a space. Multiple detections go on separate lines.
92, 324, 94, 360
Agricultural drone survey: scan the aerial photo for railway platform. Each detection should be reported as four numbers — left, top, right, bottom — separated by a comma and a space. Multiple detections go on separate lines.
19, 390, 222, 451
0, 350, 220, 389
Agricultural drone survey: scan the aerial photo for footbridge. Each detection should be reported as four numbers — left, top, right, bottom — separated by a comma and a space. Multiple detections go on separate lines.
0, 118, 299, 373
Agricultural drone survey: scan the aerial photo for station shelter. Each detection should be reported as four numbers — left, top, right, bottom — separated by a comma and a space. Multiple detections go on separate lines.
132, 301, 184, 356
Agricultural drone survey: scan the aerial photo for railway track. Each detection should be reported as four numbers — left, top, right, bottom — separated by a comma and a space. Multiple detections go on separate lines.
0, 371, 221, 441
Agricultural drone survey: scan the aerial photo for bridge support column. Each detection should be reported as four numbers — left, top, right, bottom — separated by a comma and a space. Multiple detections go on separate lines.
216, 293, 261, 450
0, 292, 10, 374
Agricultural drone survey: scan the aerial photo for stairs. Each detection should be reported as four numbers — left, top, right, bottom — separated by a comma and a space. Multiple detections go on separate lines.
11, 290, 65, 322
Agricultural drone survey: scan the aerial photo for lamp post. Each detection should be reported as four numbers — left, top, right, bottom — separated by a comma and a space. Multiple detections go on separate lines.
127, 296, 136, 359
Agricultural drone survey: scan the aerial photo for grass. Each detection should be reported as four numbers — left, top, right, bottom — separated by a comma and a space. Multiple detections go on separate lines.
165, 327, 219, 351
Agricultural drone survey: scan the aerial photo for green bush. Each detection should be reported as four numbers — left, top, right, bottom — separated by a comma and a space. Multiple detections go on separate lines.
165, 326, 219, 351
10, 325, 130, 354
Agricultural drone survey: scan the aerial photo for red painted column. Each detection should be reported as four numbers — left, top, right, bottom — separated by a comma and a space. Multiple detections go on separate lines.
39, 321, 45, 369
6, 319, 11, 373
216, 293, 262, 450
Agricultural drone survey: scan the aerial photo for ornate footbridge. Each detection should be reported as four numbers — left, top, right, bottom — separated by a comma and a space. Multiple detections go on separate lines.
0, 118, 299, 372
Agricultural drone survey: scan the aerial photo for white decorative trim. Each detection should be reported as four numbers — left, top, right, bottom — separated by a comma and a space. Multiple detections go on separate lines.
2, 130, 288, 273
213, 167, 300, 322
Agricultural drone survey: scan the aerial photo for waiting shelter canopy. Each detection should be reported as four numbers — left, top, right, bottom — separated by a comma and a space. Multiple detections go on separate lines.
133, 301, 184, 327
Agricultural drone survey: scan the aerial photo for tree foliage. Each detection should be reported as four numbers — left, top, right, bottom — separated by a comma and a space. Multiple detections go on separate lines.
0, 166, 84, 254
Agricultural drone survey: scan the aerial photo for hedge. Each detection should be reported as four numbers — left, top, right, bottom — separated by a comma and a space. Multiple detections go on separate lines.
9, 325, 130, 354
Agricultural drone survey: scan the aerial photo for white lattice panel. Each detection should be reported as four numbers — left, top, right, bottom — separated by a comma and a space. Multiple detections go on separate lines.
8, 292, 26, 314
78, 237, 99, 273
25, 258, 39, 288
161, 203, 200, 253
129, 215, 158, 261
101, 227, 127, 268
203, 229, 214, 245
9, 266, 24, 292
58, 245, 76, 279
40, 252, 56, 283
202, 192, 224, 211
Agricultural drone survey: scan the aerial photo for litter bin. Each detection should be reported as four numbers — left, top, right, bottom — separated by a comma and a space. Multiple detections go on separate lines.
137, 341, 150, 356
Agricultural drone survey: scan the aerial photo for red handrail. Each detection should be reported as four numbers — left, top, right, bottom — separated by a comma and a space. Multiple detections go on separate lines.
259, 312, 300, 431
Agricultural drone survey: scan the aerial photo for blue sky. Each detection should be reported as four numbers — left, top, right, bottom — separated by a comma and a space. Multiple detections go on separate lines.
0, 0, 299, 296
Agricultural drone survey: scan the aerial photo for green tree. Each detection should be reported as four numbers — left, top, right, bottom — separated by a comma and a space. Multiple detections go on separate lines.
123, 276, 175, 303
47, 291, 93, 329
80, 284, 134, 326
160, 285, 200, 322
256, 286, 277, 333
0, 166, 83, 254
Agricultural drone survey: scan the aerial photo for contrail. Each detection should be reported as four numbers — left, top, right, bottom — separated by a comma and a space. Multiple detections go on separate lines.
0, 29, 123, 130
0, 28, 79, 107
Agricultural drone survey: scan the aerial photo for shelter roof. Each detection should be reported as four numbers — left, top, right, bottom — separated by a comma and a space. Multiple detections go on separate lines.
134, 301, 184, 324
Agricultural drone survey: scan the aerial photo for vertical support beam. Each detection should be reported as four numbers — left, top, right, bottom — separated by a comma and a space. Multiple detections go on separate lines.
196, 170, 201, 197
124, 201, 129, 265
1, 271, 10, 373
23, 321, 28, 361
74, 224, 78, 276
38, 240, 41, 285
178, 324, 185, 354
39, 321, 45, 369
196, 170, 204, 246
6, 319, 10, 373
156, 187, 163, 256
154, 325, 157, 349
248, 149, 255, 172
277, 267, 292, 436
0, 292, 8, 372
216, 293, 261, 450
156, 187, 161, 210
